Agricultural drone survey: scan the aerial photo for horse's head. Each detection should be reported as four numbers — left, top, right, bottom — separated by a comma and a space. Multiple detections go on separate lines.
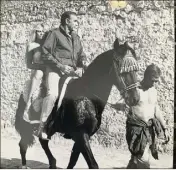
112, 39, 140, 106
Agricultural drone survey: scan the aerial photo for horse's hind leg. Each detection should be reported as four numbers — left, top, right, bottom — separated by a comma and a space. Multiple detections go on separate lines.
67, 142, 80, 169
19, 139, 29, 169
75, 131, 99, 169
39, 138, 57, 169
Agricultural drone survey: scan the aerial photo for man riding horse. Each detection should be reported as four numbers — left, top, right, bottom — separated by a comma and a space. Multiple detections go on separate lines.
25, 11, 87, 140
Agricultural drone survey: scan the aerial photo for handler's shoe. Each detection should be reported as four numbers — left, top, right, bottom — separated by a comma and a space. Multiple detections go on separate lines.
127, 159, 137, 169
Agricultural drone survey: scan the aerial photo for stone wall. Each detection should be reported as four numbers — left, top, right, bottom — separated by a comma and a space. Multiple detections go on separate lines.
1, 0, 174, 152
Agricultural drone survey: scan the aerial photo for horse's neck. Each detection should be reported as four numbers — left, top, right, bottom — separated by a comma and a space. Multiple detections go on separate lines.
80, 50, 114, 104
88, 73, 113, 104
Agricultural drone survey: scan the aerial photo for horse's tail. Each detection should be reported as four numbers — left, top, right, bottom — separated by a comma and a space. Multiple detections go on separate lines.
15, 93, 35, 147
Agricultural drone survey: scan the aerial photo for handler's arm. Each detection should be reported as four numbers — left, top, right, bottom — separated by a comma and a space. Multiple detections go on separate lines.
155, 105, 167, 130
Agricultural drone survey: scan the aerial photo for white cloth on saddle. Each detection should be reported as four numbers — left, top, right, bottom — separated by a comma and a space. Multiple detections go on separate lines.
27, 42, 40, 52
57, 76, 78, 110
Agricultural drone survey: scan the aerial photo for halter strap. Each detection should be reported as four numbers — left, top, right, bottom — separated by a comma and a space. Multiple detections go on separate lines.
120, 82, 140, 95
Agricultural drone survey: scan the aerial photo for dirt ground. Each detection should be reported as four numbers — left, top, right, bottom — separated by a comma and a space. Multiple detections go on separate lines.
1, 130, 173, 169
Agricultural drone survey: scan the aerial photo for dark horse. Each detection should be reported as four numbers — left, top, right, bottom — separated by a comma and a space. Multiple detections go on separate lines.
15, 40, 140, 169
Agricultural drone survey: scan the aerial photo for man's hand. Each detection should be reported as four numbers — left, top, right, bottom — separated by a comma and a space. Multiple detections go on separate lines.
163, 128, 170, 144
62, 65, 75, 75
75, 68, 83, 77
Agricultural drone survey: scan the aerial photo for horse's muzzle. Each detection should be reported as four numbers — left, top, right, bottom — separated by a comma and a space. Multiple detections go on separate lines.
125, 91, 140, 107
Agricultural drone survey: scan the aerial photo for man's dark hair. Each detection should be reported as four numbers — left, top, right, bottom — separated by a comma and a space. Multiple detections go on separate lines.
144, 64, 161, 79
61, 11, 77, 25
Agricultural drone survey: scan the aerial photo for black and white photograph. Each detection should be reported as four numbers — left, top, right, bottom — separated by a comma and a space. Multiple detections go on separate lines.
1, 0, 175, 169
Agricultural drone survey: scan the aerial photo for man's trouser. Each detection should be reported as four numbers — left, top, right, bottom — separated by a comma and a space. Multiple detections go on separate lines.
127, 144, 151, 169
40, 67, 62, 123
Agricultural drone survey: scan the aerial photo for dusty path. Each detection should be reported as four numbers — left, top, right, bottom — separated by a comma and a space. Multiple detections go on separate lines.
1, 131, 173, 169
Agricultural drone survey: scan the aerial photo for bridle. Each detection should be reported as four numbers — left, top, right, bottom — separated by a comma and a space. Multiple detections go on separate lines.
120, 82, 140, 96
83, 53, 140, 110
112, 53, 140, 99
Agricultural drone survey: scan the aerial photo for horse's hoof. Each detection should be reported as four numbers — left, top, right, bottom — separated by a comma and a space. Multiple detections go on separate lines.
21, 165, 30, 169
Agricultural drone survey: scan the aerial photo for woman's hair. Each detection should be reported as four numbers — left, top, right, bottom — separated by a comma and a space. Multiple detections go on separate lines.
28, 30, 37, 43
28, 24, 43, 43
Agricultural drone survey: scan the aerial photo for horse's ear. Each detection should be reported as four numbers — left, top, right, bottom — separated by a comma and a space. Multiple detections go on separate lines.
124, 41, 130, 48
114, 38, 120, 50
124, 41, 137, 60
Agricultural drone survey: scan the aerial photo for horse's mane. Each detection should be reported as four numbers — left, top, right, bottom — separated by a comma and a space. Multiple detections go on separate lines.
81, 50, 114, 82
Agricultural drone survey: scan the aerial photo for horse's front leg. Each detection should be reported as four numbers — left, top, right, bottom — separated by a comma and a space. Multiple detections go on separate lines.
19, 139, 29, 169
74, 131, 99, 169
39, 138, 57, 169
67, 142, 80, 169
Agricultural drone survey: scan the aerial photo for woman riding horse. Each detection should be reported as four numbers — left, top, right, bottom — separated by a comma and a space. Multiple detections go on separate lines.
15, 38, 140, 169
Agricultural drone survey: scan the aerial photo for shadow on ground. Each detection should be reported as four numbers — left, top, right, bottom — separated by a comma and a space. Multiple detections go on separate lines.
0, 158, 61, 169
112, 167, 126, 169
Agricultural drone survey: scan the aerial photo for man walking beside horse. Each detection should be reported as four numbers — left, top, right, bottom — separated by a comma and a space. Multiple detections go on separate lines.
116, 63, 170, 168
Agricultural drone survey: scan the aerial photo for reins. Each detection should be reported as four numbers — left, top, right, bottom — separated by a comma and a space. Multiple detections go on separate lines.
92, 92, 123, 109
120, 82, 140, 95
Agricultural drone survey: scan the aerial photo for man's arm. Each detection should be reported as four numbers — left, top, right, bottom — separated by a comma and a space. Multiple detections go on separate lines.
74, 37, 88, 77
155, 105, 167, 130
76, 38, 87, 69
42, 30, 65, 71
152, 88, 166, 129
155, 103, 170, 143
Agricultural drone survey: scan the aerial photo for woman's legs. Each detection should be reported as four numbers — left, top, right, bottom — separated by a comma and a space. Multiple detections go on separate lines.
23, 70, 43, 122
